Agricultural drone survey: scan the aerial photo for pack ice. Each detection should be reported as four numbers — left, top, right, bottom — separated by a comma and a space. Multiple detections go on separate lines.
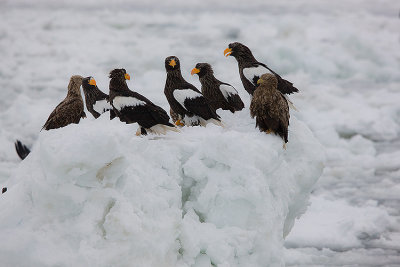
0, 111, 324, 267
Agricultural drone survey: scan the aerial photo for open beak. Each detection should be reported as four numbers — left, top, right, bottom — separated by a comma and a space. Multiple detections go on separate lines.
89, 77, 96, 86
169, 59, 176, 68
125, 73, 130, 80
191, 68, 200, 75
257, 78, 262, 84
224, 47, 232, 57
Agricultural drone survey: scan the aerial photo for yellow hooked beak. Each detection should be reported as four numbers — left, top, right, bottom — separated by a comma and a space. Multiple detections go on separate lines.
169, 59, 176, 68
257, 78, 262, 84
224, 47, 232, 57
191, 68, 200, 75
89, 77, 96, 86
125, 73, 130, 80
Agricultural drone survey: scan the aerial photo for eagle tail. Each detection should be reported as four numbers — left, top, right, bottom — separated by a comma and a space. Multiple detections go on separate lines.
285, 95, 299, 112
200, 118, 224, 127
148, 124, 180, 135
15, 140, 31, 160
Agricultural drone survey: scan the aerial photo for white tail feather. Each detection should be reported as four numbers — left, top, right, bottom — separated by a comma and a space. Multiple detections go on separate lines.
200, 118, 224, 127
285, 95, 299, 112
148, 124, 180, 135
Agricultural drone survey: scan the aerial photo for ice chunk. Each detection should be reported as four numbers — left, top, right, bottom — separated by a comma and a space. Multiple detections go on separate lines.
0, 114, 324, 266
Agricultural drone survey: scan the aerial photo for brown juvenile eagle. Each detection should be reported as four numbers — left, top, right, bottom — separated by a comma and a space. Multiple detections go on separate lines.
42, 75, 86, 130
164, 56, 222, 127
15, 75, 85, 160
82, 76, 116, 119
108, 68, 178, 135
224, 42, 299, 96
191, 63, 244, 113
250, 73, 290, 148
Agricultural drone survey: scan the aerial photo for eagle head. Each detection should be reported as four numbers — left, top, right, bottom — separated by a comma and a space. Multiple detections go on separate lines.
224, 42, 253, 60
191, 63, 213, 78
257, 73, 278, 87
109, 68, 130, 80
165, 56, 181, 71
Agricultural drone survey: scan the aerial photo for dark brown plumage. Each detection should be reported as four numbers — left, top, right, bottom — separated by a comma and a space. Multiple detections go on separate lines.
42, 75, 86, 130
164, 56, 222, 127
224, 42, 299, 96
191, 63, 244, 113
250, 73, 290, 145
108, 68, 177, 135
82, 76, 116, 120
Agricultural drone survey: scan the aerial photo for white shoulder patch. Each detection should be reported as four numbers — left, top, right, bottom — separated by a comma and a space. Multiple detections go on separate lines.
219, 84, 238, 99
243, 65, 272, 85
92, 99, 112, 114
112, 96, 146, 111
173, 89, 203, 110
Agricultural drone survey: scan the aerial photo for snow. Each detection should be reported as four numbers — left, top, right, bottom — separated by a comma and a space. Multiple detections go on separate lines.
0, 114, 323, 266
1, 0, 400, 266
112, 96, 146, 111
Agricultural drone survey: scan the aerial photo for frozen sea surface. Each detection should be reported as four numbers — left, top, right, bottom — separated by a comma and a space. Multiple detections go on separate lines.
1, 0, 399, 266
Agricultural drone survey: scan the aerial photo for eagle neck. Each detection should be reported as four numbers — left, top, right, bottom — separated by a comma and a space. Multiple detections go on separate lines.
236, 52, 258, 68
199, 73, 219, 85
67, 80, 82, 99
166, 69, 184, 90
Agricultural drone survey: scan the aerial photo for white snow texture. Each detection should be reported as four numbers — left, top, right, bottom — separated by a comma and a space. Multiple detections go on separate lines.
0, 116, 324, 267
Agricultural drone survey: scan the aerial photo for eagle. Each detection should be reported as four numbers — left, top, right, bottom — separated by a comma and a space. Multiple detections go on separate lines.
224, 42, 299, 96
15, 75, 86, 160
108, 68, 178, 135
164, 56, 222, 127
169, 107, 180, 125
82, 76, 116, 119
250, 73, 290, 149
42, 75, 86, 130
191, 63, 244, 113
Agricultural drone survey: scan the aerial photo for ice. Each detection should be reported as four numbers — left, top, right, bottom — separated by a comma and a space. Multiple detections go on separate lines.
0, 114, 324, 266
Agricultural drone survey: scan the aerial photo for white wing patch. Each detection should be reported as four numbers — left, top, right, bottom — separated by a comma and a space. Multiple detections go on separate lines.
92, 99, 112, 114
173, 89, 203, 110
219, 84, 238, 99
112, 96, 146, 111
243, 65, 272, 85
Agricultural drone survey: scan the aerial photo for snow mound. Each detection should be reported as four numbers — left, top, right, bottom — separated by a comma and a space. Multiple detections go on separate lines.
0, 113, 324, 267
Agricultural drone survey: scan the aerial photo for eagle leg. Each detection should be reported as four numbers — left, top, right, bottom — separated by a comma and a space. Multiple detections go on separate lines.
136, 127, 148, 136
175, 119, 185, 127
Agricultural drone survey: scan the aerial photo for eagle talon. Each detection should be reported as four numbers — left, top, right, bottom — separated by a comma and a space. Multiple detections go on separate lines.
265, 129, 272, 134
175, 119, 185, 127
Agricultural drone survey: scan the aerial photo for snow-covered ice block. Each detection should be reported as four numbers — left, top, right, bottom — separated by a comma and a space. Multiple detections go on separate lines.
0, 114, 324, 267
